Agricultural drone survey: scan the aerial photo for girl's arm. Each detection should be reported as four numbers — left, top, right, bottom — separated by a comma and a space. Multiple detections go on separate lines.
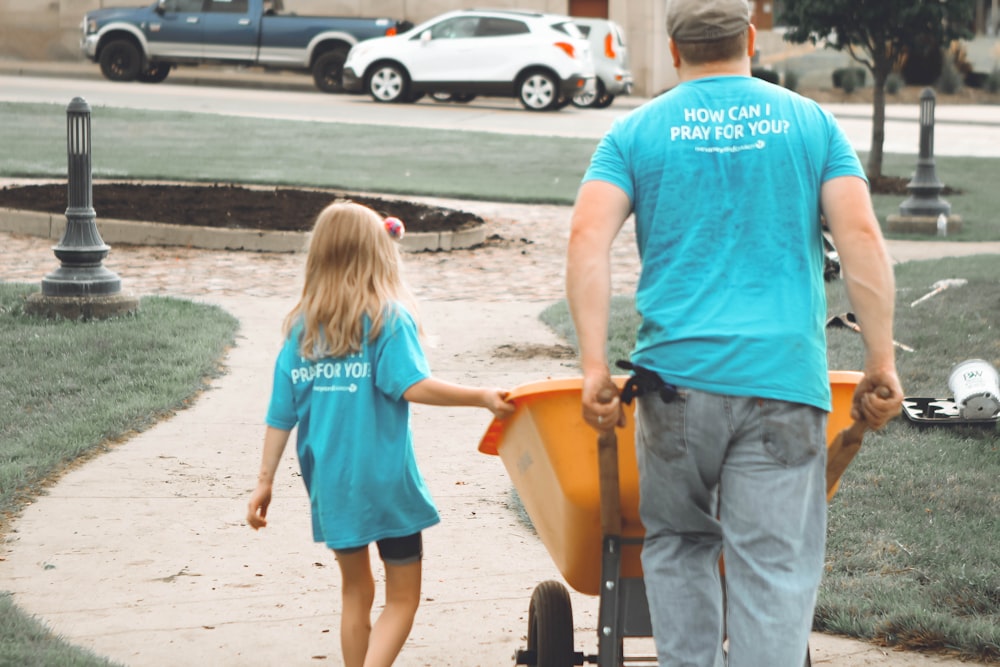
247, 426, 291, 530
404, 377, 514, 419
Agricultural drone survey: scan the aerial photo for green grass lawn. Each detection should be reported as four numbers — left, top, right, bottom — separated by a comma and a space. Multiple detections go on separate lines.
541, 255, 1000, 661
1, 101, 999, 241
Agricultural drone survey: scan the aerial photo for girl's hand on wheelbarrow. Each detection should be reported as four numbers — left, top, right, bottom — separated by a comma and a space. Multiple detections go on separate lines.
484, 388, 516, 419
582, 373, 624, 431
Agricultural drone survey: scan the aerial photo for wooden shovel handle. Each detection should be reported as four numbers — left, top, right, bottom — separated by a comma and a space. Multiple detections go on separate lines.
598, 429, 622, 537
596, 387, 622, 536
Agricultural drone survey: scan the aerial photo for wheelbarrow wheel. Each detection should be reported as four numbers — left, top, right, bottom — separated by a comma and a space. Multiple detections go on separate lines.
526, 580, 575, 667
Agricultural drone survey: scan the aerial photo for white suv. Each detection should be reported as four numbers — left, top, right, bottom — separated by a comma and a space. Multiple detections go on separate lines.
342, 9, 595, 111
571, 18, 633, 108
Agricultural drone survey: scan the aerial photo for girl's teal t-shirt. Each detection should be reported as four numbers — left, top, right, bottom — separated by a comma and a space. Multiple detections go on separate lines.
266, 305, 439, 548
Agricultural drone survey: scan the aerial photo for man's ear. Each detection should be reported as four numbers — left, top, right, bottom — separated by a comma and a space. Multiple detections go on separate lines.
747, 24, 757, 58
669, 38, 681, 69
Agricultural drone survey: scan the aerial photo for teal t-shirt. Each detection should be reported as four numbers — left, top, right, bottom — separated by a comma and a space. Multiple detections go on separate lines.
583, 76, 865, 411
266, 305, 439, 549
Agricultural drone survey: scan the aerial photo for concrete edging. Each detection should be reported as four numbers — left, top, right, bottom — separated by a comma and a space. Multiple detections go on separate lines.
0, 208, 486, 253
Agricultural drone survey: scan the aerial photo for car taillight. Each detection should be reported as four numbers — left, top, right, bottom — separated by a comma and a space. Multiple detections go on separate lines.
385, 26, 397, 36
604, 32, 616, 59
554, 41, 575, 59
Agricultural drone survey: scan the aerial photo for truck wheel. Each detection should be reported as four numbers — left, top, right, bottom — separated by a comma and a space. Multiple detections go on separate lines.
368, 63, 409, 103
137, 63, 170, 84
518, 71, 558, 111
99, 39, 142, 82
312, 48, 348, 93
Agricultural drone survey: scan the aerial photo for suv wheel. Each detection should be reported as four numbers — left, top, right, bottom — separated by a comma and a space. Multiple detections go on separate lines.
592, 91, 616, 109
519, 71, 559, 111
572, 79, 603, 108
368, 63, 409, 103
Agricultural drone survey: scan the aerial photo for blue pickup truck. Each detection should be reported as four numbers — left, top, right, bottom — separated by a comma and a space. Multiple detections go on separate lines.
80, 0, 409, 92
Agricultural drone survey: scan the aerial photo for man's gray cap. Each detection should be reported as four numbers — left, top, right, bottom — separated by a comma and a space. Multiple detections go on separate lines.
666, 0, 751, 41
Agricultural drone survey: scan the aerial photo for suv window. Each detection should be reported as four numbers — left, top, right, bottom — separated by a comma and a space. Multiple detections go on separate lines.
550, 21, 585, 39
429, 16, 479, 39
205, 0, 248, 13
476, 17, 529, 37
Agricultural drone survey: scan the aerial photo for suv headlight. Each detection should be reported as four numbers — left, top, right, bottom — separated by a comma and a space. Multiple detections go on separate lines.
83, 17, 97, 35
348, 42, 373, 63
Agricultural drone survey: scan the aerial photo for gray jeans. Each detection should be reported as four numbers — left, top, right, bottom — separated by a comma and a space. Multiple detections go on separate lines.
635, 387, 827, 667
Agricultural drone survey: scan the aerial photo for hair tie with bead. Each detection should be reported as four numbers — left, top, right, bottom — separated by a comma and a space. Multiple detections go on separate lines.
384, 216, 405, 240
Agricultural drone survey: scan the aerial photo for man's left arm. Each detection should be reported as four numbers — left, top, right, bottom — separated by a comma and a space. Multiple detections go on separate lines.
822, 175, 903, 429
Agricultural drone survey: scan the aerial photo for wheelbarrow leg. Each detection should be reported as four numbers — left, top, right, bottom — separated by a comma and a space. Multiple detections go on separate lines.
597, 428, 624, 667
597, 535, 624, 667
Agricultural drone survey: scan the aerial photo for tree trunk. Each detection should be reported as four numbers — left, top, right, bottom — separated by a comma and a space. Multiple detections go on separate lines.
866, 63, 890, 179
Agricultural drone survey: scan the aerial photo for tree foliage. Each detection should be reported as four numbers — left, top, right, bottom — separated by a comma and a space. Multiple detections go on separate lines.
778, 0, 975, 177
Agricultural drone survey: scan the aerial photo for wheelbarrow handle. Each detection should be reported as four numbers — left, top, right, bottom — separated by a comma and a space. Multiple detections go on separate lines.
826, 420, 867, 496
598, 428, 623, 537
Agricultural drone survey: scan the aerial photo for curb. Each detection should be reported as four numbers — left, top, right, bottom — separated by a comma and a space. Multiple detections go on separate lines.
0, 208, 486, 253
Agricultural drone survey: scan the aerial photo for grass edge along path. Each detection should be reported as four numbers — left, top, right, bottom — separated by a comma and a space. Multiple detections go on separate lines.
540, 254, 1000, 662
0, 283, 238, 667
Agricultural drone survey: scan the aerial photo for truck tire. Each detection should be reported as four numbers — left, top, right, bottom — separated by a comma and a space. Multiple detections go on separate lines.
368, 63, 409, 103
312, 48, 348, 93
137, 63, 171, 84
99, 39, 142, 82
518, 71, 559, 111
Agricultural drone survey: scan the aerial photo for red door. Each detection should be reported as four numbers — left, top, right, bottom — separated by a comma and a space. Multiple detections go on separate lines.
569, 0, 608, 18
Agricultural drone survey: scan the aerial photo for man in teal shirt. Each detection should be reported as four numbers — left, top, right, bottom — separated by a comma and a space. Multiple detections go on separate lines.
566, 0, 903, 664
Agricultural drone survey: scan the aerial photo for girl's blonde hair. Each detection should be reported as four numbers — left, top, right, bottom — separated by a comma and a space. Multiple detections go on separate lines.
283, 201, 417, 360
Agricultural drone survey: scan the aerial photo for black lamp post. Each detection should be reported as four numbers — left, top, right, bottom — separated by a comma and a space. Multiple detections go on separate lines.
898, 88, 951, 218
886, 87, 961, 235
26, 98, 138, 319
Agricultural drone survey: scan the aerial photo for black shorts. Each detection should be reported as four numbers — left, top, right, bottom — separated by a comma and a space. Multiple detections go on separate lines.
334, 532, 423, 566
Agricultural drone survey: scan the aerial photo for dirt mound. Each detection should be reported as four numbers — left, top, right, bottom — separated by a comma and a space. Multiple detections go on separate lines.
0, 183, 483, 234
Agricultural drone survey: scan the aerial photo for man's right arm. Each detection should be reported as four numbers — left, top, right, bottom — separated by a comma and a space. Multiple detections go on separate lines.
822, 175, 903, 429
566, 180, 632, 429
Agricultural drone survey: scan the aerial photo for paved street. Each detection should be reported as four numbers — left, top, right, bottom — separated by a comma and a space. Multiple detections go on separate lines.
2, 60, 1000, 155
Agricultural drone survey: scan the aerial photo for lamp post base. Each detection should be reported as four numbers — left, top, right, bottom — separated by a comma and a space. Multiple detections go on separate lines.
25, 292, 140, 321
886, 214, 963, 236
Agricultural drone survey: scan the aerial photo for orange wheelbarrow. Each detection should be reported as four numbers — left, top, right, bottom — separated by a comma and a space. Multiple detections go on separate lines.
478, 371, 865, 667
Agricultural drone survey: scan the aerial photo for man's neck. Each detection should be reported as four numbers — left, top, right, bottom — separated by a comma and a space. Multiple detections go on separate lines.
677, 58, 751, 82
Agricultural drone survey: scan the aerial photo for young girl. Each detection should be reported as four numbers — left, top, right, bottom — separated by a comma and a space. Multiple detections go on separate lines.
246, 201, 513, 667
